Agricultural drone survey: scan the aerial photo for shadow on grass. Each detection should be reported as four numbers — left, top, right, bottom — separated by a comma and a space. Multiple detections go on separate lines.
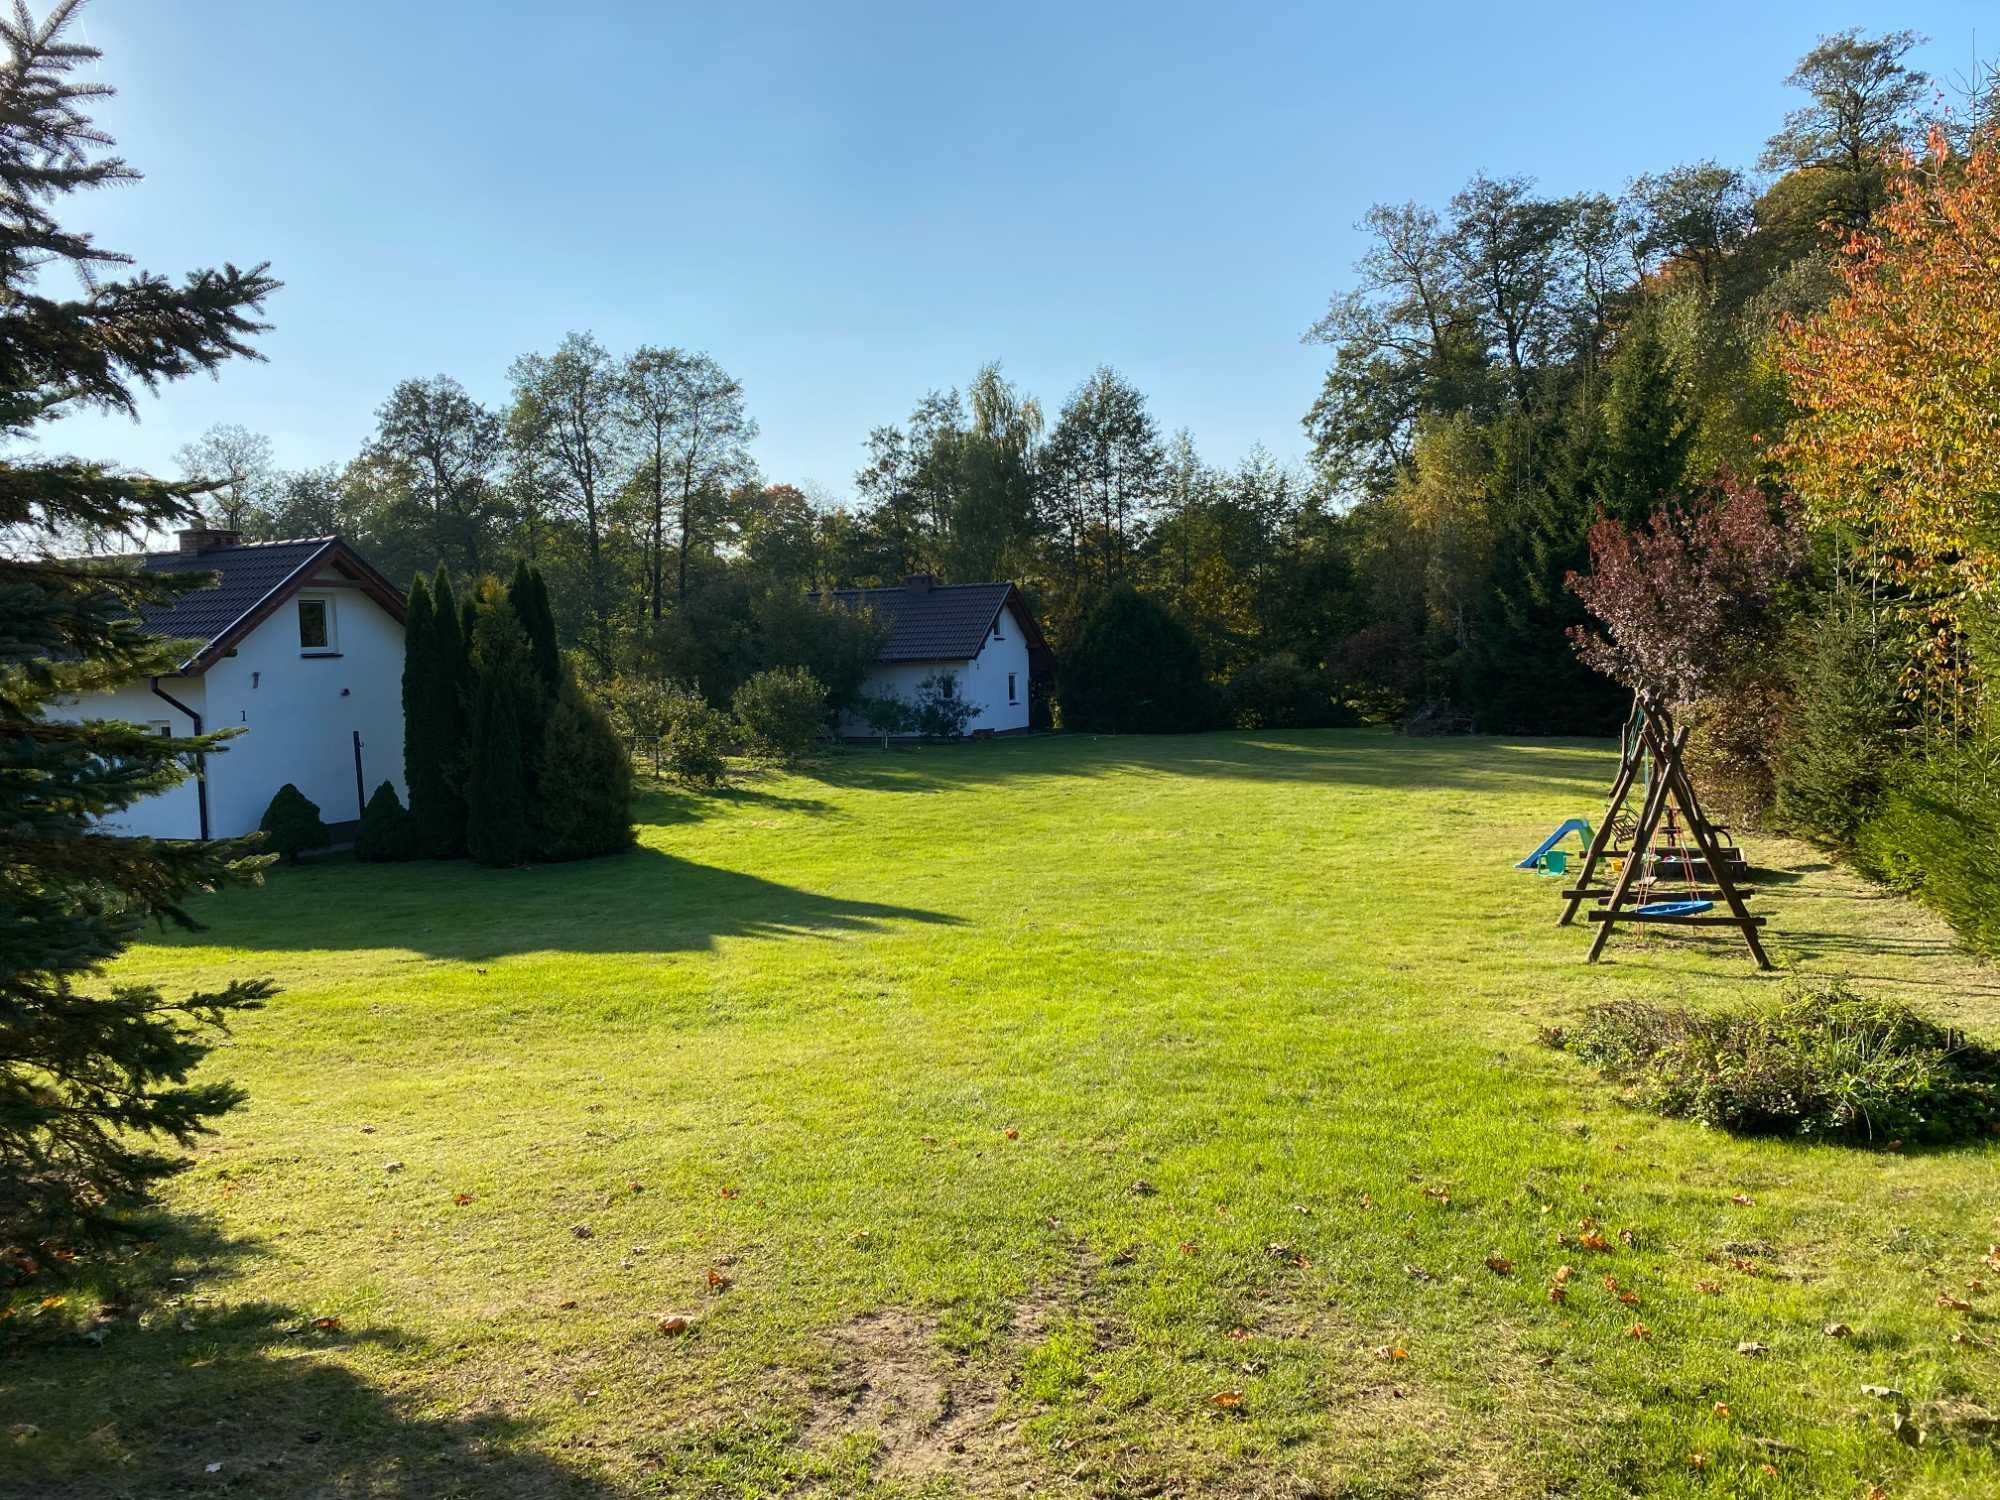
0, 1221, 620, 1499
193, 844, 962, 961
794, 729, 1616, 799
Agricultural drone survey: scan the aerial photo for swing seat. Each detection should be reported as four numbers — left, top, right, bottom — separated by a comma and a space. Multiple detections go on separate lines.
1633, 898, 1713, 917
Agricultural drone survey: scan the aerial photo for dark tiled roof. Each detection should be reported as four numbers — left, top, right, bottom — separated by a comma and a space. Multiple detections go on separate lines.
825, 581, 1015, 663
135, 537, 336, 654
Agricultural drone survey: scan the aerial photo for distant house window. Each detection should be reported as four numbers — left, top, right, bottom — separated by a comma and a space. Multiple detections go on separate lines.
1007, 673, 1018, 704
147, 719, 172, 737
297, 596, 335, 653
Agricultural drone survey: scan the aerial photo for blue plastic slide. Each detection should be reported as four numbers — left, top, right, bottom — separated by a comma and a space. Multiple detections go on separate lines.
1517, 818, 1592, 871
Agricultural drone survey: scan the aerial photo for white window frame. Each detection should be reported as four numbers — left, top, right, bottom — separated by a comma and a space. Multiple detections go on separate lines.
1007, 672, 1018, 705
297, 594, 338, 655
146, 719, 172, 737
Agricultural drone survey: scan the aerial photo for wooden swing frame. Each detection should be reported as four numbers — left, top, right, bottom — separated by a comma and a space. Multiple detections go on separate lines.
1556, 694, 1772, 969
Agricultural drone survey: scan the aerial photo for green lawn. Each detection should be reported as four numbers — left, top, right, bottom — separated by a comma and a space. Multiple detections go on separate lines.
6, 730, 1998, 1498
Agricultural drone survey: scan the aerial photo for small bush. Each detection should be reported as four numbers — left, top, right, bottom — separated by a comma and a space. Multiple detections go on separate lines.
259, 783, 328, 864
602, 674, 674, 778
857, 690, 913, 746
538, 684, 634, 860
1547, 983, 2000, 1144
913, 671, 977, 740
662, 683, 734, 790
732, 666, 828, 764
354, 780, 418, 862
1223, 653, 1357, 730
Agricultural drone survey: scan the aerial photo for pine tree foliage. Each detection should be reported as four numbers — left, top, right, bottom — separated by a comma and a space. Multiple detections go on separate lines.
536, 682, 633, 860
355, 779, 418, 862
414, 565, 469, 856
0, 2, 281, 1244
464, 596, 538, 867
258, 782, 327, 864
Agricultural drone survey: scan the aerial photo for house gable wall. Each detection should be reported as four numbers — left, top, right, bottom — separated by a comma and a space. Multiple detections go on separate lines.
836, 599, 1032, 736
200, 583, 407, 836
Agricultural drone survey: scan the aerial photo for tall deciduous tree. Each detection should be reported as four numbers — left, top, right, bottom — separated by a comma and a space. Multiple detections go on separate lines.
172, 422, 276, 533
0, 0, 280, 1242
509, 332, 629, 668
623, 346, 756, 615
370, 375, 506, 577
1778, 136, 2000, 720
1039, 367, 1164, 597
1761, 28, 1928, 233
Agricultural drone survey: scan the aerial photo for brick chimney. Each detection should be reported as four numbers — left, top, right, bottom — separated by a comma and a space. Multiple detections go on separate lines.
177, 524, 241, 554
904, 573, 934, 594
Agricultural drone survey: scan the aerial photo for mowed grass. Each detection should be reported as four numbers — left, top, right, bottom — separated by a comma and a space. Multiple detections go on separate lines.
6, 730, 1999, 1498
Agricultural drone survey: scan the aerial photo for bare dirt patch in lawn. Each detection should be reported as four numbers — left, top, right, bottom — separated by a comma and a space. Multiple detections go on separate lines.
803, 1304, 1041, 1492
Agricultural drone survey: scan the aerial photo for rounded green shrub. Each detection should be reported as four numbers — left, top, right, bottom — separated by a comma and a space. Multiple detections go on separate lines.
732, 666, 828, 764
354, 780, 418, 862
259, 783, 328, 865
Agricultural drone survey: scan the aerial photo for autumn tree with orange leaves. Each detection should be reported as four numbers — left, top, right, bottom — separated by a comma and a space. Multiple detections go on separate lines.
1777, 133, 2000, 722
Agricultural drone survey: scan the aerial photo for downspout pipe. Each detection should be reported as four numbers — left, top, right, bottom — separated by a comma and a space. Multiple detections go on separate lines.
149, 677, 210, 841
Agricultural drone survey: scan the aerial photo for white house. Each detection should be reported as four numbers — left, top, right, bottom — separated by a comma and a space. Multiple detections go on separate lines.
825, 575, 1048, 737
48, 525, 408, 839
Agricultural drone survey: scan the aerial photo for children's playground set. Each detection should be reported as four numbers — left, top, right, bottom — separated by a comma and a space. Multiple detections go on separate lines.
1519, 695, 1771, 969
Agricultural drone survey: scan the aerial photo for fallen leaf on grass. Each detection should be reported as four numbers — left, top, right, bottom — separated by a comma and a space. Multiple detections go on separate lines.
1696, 1279, 1722, 1295
627, 1181, 644, 1194
1712, 1402, 1730, 1419
1824, 1321, 1853, 1338
359, 1124, 376, 1134
1627, 1322, 1650, 1339
705, 1268, 731, 1291
1004, 1127, 1019, 1140
9, 1424, 39, 1441
311, 1316, 342, 1332
1759, 1462, 1779, 1476
718, 1186, 739, 1200
1178, 1240, 1198, 1258
1358, 1193, 1375, 1210
1736, 1340, 1768, 1357
656, 1315, 689, 1336
451, 1192, 474, 1207
1936, 1295, 1973, 1312
1226, 1325, 1249, 1341
1688, 1452, 1706, 1470
1730, 1194, 1754, 1207
1968, 1278, 1987, 1295
1404, 1263, 1433, 1282
1546, 1284, 1567, 1305
383, 1161, 403, 1173
1210, 1389, 1242, 1408
556, 1300, 577, 1310
1578, 1232, 1611, 1253
1373, 1345, 1408, 1361
1129, 1179, 1157, 1197
1485, 1254, 1514, 1276
1617, 1291, 1642, 1307
571, 1224, 593, 1240
1421, 1186, 1451, 1206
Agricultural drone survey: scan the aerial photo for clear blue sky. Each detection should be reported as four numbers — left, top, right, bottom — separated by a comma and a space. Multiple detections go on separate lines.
48, 1, 1993, 503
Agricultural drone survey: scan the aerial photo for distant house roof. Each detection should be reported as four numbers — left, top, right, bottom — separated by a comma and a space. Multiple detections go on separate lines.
134, 530, 406, 673
822, 576, 1049, 664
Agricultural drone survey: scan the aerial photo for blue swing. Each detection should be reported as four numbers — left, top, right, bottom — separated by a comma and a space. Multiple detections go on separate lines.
1634, 899, 1713, 917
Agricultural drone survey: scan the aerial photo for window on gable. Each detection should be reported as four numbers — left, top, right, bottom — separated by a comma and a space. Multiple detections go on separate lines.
993, 615, 1004, 639
1007, 672, 1018, 704
297, 596, 335, 653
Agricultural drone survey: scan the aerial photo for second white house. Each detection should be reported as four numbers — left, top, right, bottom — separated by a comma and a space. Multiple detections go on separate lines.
825, 574, 1049, 737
